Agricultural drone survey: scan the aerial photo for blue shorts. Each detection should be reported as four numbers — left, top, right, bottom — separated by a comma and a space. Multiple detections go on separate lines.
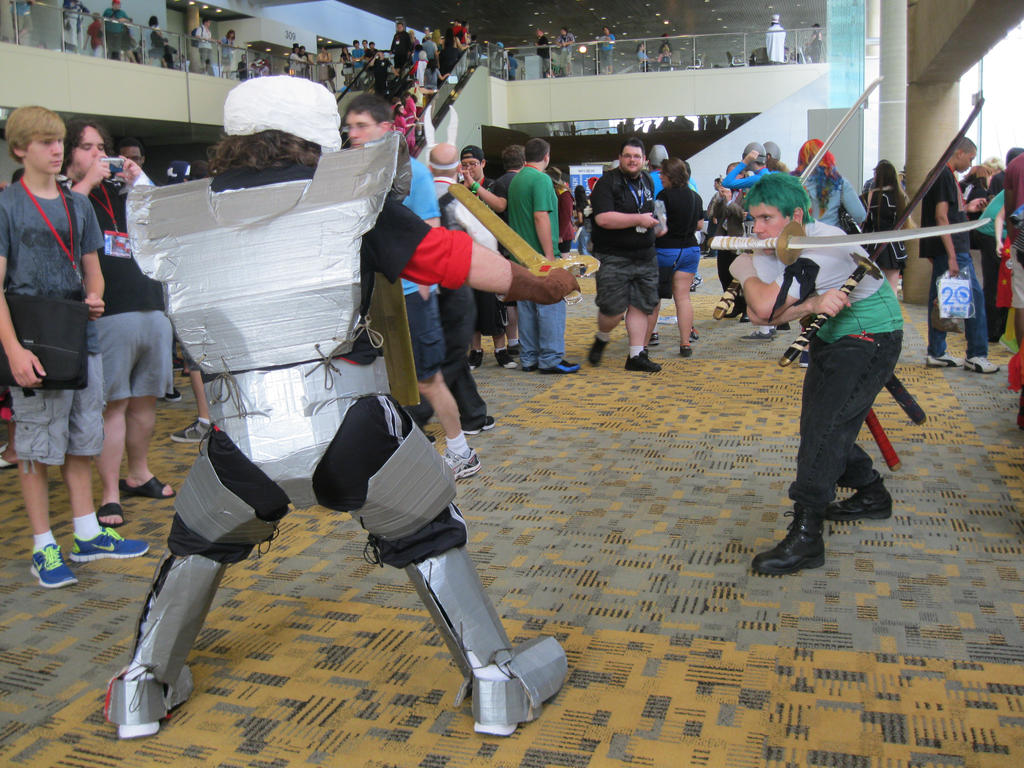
656, 246, 701, 273
404, 290, 446, 381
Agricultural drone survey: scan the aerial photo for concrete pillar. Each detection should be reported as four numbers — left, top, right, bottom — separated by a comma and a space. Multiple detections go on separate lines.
902, 80, 959, 305
878, 0, 907, 169
185, 6, 200, 71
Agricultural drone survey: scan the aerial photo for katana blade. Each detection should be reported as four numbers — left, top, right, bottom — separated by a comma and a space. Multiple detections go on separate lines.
710, 218, 982, 254
799, 76, 883, 185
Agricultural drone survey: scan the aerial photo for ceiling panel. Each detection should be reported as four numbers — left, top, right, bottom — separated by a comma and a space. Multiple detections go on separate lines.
340, 0, 828, 46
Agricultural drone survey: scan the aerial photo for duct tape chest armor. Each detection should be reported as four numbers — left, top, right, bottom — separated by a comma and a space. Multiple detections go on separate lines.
126, 134, 403, 507
127, 133, 401, 374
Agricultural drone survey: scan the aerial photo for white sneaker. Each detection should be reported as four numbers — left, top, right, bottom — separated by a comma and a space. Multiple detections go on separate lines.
964, 356, 999, 374
444, 448, 481, 479
926, 354, 963, 368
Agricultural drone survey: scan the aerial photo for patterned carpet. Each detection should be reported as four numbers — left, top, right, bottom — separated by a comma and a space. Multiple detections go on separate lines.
1, 263, 1022, 767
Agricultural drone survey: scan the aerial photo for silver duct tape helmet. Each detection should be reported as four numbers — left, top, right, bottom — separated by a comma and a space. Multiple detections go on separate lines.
127, 132, 403, 374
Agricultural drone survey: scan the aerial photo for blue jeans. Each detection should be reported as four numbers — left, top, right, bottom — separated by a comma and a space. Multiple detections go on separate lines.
791, 331, 902, 509
517, 299, 566, 369
927, 251, 988, 359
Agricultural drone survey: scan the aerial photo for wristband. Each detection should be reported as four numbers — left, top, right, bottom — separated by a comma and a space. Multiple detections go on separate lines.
471, 181, 481, 195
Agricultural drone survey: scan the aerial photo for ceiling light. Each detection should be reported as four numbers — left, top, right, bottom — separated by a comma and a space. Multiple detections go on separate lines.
215, 7, 221, 11
578, 45, 587, 53
663, 20, 669, 24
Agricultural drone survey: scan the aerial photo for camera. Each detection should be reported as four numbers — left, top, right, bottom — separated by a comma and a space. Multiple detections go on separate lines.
102, 157, 125, 174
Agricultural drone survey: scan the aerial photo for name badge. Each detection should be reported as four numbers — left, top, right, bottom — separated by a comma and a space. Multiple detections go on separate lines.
104, 231, 132, 258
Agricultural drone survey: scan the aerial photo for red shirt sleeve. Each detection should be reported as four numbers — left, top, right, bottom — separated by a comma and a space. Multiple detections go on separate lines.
400, 227, 473, 289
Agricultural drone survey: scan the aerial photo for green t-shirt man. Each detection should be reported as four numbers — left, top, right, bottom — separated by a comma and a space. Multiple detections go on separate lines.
507, 165, 558, 257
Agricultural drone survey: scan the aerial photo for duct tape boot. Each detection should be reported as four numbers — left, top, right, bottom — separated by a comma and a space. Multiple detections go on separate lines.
407, 549, 567, 735
356, 425, 568, 735
106, 448, 277, 739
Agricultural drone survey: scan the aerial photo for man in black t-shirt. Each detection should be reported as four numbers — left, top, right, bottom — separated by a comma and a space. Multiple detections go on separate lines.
390, 21, 413, 74
921, 137, 996, 373
536, 29, 551, 77
587, 138, 664, 372
65, 119, 175, 529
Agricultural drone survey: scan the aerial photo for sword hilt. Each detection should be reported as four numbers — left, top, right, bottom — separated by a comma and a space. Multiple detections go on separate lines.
713, 280, 741, 320
778, 262, 870, 367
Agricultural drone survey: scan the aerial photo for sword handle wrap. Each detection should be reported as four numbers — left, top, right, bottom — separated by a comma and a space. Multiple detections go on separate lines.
779, 265, 868, 367
713, 280, 741, 320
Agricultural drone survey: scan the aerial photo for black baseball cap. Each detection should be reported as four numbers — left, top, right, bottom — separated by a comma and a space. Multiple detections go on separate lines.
460, 145, 484, 162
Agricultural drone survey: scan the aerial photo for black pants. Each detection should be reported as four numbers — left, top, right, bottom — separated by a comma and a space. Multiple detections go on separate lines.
406, 284, 489, 432
791, 331, 902, 509
716, 249, 747, 316
975, 232, 1007, 341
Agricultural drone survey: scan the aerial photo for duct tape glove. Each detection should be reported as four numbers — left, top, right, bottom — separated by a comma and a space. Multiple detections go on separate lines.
503, 262, 580, 304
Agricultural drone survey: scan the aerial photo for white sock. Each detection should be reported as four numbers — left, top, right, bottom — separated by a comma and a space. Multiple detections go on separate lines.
197, 417, 211, 425
33, 531, 57, 551
447, 432, 470, 457
629, 345, 645, 358
508, 338, 519, 346
494, 346, 506, 353
73, 513, 103, 540
595, 331, 611, 342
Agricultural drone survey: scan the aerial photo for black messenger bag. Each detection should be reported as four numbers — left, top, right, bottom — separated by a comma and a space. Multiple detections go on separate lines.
0, 294, 89, 390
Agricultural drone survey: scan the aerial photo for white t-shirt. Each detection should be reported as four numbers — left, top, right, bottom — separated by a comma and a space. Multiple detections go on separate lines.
753, 220, 882, 304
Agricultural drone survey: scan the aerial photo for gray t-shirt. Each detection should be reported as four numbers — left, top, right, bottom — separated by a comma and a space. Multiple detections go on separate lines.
421, 38, 437, 62
0, 182, 104, 350
0, 182, 103, 299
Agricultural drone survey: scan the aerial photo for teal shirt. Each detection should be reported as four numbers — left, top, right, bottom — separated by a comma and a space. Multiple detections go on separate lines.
507, 166, 558, 257
818, 279, 903, 343
977, 190, 1004, 239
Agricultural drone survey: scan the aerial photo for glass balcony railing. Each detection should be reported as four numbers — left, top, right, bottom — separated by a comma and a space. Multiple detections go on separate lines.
2, 3, 320, 83
487, 28, 826, 81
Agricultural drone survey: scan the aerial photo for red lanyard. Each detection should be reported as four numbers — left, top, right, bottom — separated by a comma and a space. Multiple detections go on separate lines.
89, 183, 117, 228
20, 178, 75, 270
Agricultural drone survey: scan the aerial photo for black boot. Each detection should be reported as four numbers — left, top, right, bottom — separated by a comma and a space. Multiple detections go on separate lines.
751, 505, 825, 575
822, 476, 892, 521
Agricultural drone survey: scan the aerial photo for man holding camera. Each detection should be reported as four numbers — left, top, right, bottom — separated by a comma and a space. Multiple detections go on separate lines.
65, 120, 174, 529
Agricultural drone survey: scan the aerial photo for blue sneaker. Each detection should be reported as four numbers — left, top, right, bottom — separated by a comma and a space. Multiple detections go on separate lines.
31, 544, 78, 588
539, 359, 580, 374
70, 528, 149, 562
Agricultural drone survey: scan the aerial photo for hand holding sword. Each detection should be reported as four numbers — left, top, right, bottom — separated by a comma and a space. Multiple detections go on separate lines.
448, 182, 587, 304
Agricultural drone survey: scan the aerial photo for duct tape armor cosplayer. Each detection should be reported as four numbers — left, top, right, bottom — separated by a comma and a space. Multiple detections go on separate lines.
106, 133, 567, 739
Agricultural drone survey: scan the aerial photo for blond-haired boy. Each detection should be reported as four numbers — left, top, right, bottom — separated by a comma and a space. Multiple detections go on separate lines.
0, 105, 148, 588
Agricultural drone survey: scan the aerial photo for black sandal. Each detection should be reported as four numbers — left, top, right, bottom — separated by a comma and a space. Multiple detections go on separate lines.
119, 477, 176, 499
97, 502, 126, 529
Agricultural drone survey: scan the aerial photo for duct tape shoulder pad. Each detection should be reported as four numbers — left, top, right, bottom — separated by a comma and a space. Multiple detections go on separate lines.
356, 424, 456, 541
127, 133, 403, 374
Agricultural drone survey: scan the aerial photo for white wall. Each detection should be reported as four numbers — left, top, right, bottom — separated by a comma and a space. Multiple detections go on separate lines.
687, 71, 830, 194
497, 64, 830, 126
259, 1, 398, 48
0, 42, 235, 126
